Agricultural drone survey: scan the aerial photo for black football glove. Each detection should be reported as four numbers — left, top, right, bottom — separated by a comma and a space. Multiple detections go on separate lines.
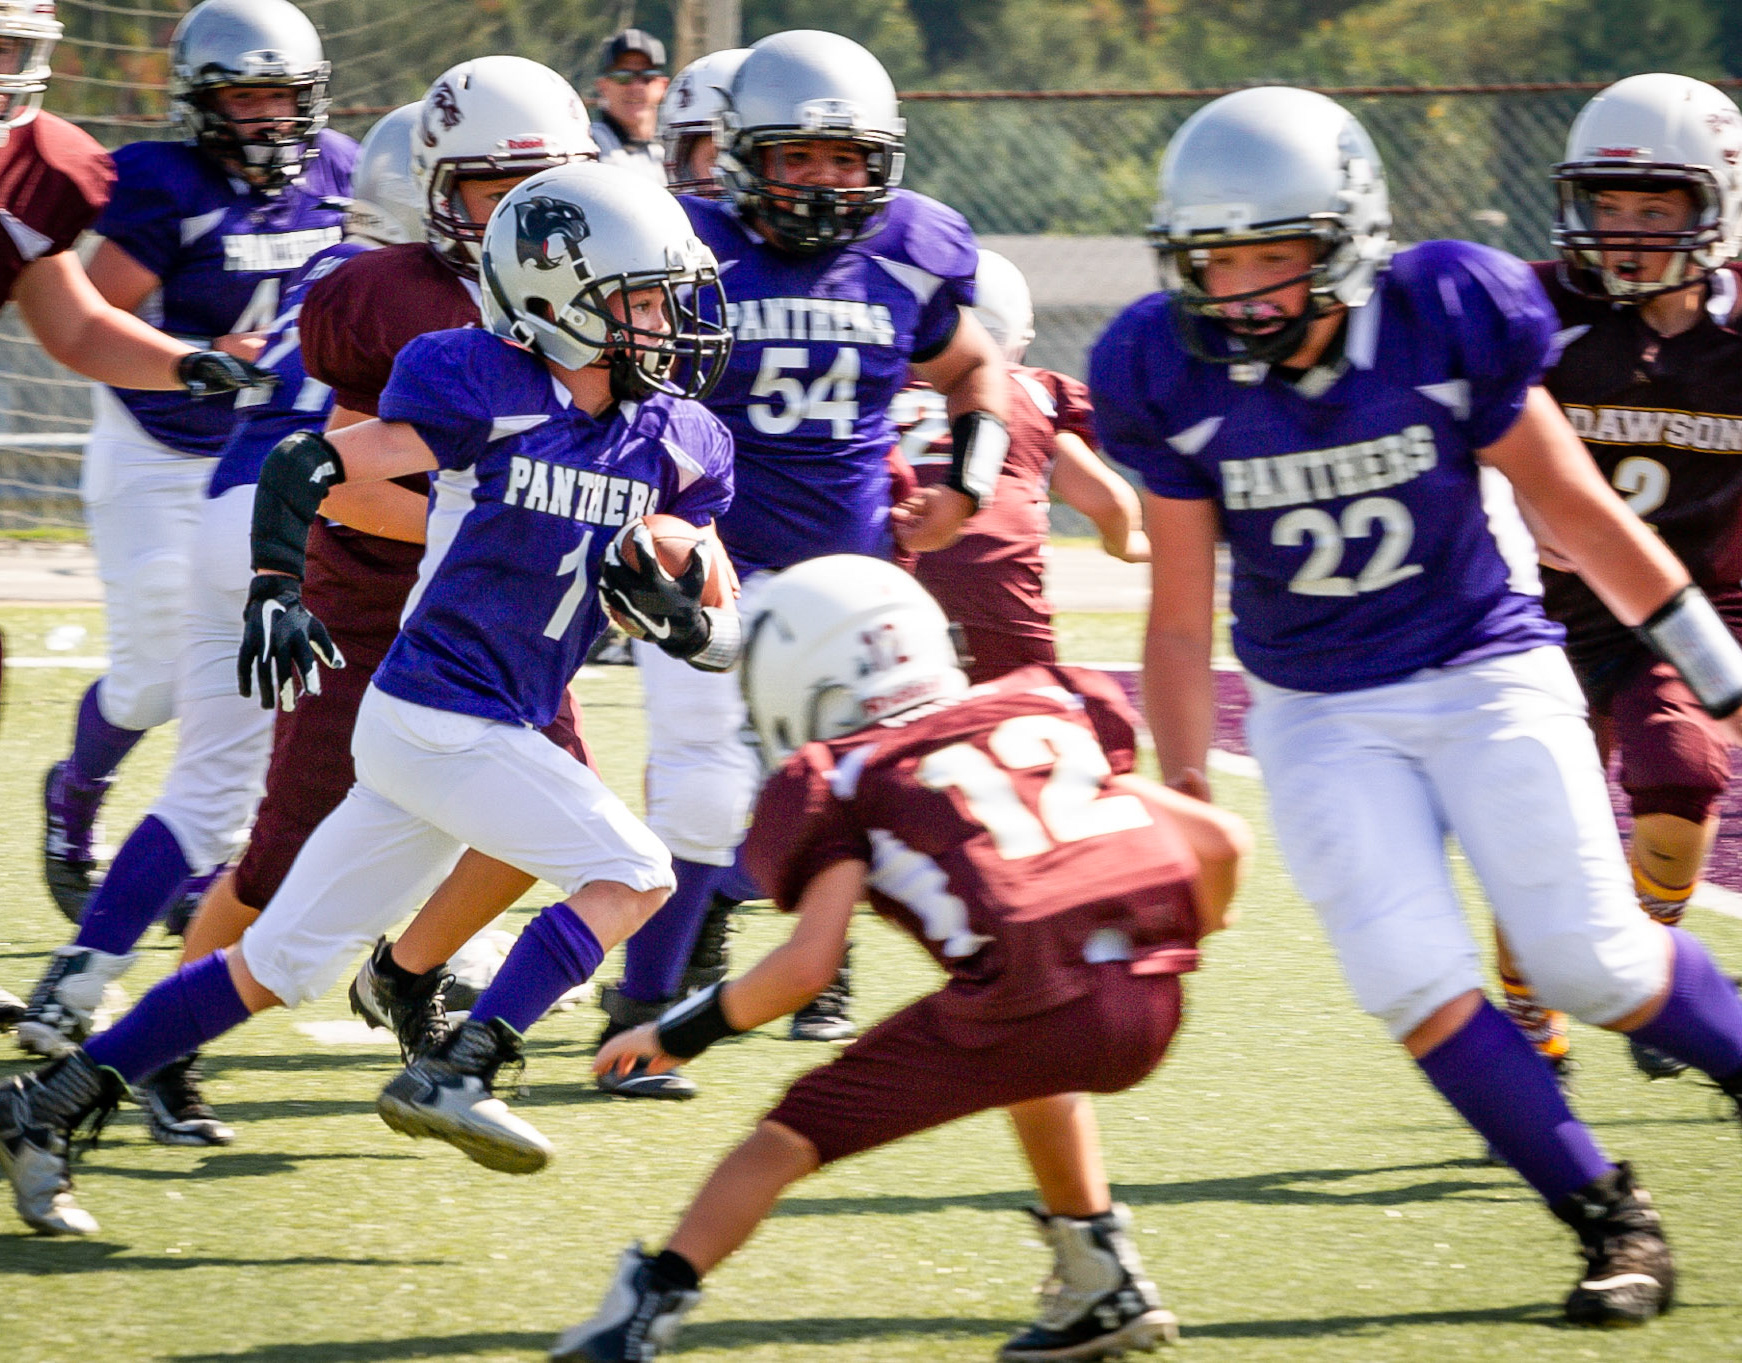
238, 574, 344, 712
178, 349, 277, 398
599, 522, 713, 660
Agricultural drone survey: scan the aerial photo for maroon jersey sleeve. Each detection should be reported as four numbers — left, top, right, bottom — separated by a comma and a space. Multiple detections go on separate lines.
301, 243, 477, 415
744, 745, 872, 911
1045, 664, 1139, 774
0, 114, 112, 305
1019, 367, 1097, 446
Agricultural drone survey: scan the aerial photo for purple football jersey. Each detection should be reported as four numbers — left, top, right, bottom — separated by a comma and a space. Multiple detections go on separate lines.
684, 189, 976, 574
1091, 239, 1565, 693
372, 327, 734, 728
97, 130, 356, 456
206, 239, 369, 499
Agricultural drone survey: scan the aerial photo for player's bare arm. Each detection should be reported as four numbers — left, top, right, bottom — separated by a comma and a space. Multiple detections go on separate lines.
595, 857, 863, 1078
1050, 430, 1149, 562
313, 404, 431, 543
896, 307, 1009, 552
1140, 491, 1219, 793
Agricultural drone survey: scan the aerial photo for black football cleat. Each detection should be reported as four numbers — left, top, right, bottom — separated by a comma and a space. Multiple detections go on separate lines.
549, 1244, 702, 1361
1552, 1162, 1674, 1327
788, 944, 855, 1042
1001, 1204, 1178, 1360
135, 1051, 234, 1147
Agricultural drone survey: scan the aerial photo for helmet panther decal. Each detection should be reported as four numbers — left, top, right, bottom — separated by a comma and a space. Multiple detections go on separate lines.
515, 197, 591, 271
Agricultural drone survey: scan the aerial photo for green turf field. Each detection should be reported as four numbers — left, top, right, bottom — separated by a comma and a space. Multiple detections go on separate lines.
3, 602, 1741, 1363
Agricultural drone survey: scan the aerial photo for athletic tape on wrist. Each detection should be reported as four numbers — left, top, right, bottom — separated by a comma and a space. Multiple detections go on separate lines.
687, 608, 742, 672
655, 981, 740, 1060
1638, 584, 1742, 719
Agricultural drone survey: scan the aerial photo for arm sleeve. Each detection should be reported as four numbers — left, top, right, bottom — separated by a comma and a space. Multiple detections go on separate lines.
90, 145, 180, 278
1429, 243, 1559, 449
744, 747, 872, 911
1089, 307, 1220, 499
663, 409, 736, 528
377, 331, 494, 472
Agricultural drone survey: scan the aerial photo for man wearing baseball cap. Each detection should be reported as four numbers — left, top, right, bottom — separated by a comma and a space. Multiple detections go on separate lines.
591, 28, 668, 183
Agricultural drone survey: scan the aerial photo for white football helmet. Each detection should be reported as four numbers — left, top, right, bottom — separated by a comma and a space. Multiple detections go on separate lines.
658, 46, 749, 195
479, 162, 730, 399
741, 556, 968, 768
0, 0, 59, 137
972, 249, 1034, 363
168, 0, 330, 191
1553, 73, 1742, 300
413, 56, 598, 274
1151, 86, 1392, 364
715, 30, 905, 253
344, 103, 423, 246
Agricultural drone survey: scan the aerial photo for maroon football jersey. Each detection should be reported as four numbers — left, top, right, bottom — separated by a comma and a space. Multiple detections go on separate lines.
1535, 261, 1742, 669
0, 113, 112, 305
896, 366, 1096, 652
299, 242, 480, 600
745, 664, 1202, 1025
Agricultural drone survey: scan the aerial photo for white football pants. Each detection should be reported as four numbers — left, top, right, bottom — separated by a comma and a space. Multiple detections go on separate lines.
1245, 645, 1668, 1042
242, 685, 675, 1006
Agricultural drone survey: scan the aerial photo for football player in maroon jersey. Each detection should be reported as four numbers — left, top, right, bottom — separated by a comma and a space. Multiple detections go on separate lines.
1496, 74, 1742, 1083
554, 556, 1251, 1363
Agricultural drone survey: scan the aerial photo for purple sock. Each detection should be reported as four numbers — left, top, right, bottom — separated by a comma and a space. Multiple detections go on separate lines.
68, 679, 145, 785
75, 815, 192, 955
621, 859, 730, 1003
1628, 927, 1742, 1081
1416, 998, 1613, 1204
83, 950, 251, 1084
469, 905, 604, 1036
718, 846, 761, 906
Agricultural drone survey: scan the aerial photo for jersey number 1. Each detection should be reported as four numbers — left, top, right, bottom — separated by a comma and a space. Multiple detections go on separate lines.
916, 714, 1151, 860
543, 532, 595, 640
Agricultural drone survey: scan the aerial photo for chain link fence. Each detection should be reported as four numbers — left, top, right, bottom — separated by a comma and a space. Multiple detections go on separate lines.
5, 5, 1735, 528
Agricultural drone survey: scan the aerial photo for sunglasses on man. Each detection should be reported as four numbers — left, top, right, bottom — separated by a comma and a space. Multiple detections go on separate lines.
603, 68, 667, 85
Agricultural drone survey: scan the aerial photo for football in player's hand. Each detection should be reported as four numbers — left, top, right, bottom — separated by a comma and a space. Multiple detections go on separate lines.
611, 513, 732, 612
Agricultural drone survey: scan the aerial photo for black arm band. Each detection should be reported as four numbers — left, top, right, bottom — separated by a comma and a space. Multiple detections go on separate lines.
1637, 584, 1742, 719
945, 411, 1009, 509
252, 430, 347, 579
655, 981, 742, 1061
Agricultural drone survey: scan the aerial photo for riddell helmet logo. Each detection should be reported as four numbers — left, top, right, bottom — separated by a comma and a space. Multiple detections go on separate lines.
422, 82, 462, 146
515, 196, 591, 270
1595, 145, 1646, 158
504, 136, 547, 150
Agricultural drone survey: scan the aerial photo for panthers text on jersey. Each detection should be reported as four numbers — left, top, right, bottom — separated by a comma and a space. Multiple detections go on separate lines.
0, 112, 113, 304
1535, 261, 1742, 678
372, 326, 733, 729
1091, 239, 1566, 693
96, 129, 356, 456
684, 189, 976, 574
744, 664, 1201, 1043
895, 366, 1097, 671
206, 240, 367, 499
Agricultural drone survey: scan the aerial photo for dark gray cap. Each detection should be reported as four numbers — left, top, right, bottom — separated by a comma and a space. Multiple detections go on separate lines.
599, 28, 666, 72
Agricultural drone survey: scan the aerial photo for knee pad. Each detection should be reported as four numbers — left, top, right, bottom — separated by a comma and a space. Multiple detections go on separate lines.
1507, 919, 1667, 1026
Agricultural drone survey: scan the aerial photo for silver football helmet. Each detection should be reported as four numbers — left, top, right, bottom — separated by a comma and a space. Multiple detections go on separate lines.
1150, 86, 1392, 365
344, 103, 423, 247
168, 0, 330, 191
412, 55, 598, 276
479, 163, 730, 400
658, 46, 749, 195
0, 0, 60, 137
972, 249, 1035, 363
1553, 73, 1742, 301
715, 30, 905, 253
741, 555, 968, 768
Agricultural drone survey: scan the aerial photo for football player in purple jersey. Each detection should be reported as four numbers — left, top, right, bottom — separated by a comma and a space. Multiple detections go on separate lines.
41, 0, 356, 923
9, 106, 426, 1149
605, 30, 1010, 1097
551, 557, 1250, 1363
1492, 75, 1742, 1085
1091, 86, 1742, 1328
0, 164, 734, 1236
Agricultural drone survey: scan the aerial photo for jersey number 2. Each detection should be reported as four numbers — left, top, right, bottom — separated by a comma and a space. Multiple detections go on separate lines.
916, 714, 1151, 860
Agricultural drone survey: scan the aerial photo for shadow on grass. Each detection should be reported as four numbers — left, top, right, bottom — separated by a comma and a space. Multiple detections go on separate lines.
81, 1148, 418, 1180
0, 1239, 443, 1275
774, 1159, 1508, 1219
